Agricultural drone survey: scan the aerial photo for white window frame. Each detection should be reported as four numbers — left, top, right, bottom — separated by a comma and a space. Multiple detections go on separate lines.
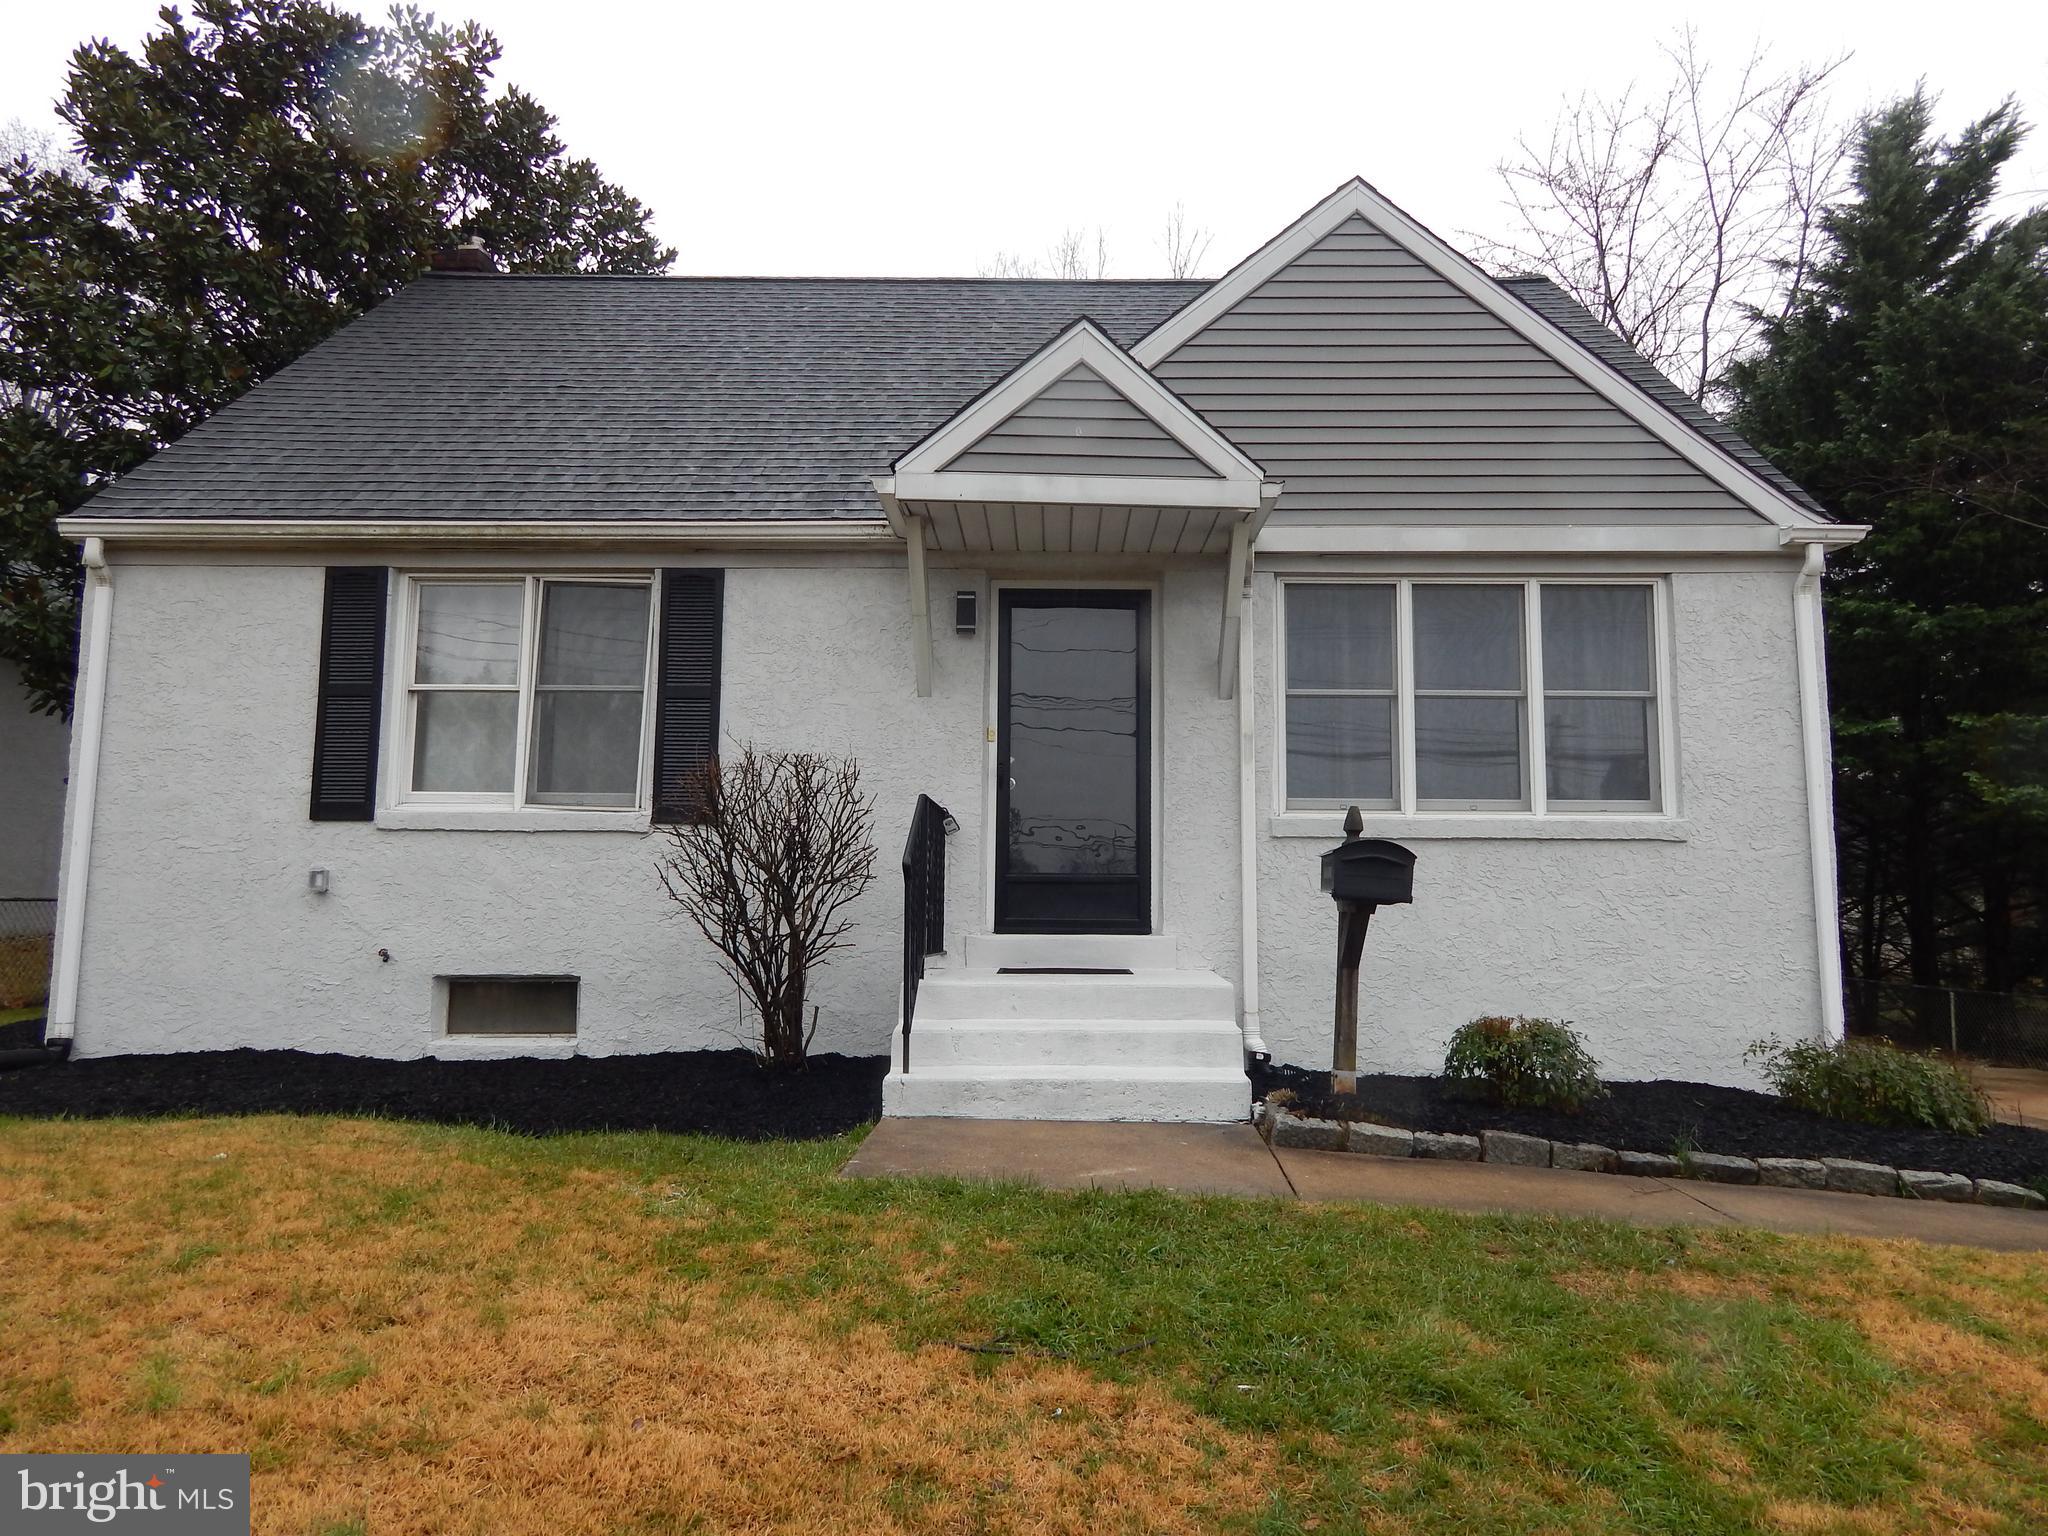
1280, 582, 1402, 813
391, 572, 659, 816
1279, 576, 1673, 818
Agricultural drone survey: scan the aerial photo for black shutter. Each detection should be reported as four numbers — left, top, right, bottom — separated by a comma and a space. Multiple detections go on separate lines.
652, 569, 724, 823
309, 567, 389, 821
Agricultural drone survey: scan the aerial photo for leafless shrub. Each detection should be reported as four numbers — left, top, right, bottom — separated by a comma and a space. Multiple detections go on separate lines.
1474, 31, 1849, 405
655, 746, 878, 1067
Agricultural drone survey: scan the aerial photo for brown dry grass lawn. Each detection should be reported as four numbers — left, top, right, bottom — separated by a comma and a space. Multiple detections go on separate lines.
2, 1113, 2046, 1535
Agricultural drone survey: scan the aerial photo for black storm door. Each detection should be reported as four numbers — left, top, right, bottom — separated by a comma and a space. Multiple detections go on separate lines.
995, 589, 1151, 934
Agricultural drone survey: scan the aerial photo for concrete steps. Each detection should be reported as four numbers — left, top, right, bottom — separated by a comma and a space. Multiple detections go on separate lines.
885, 935, 1250, 1124
904, 1019, 1245, 1070
956, 932, 1182, 970
883, 1064, 1251, 1122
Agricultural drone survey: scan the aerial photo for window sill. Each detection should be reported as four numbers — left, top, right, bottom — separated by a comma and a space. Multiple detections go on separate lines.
1267, 813, 1690, 842
376, 807, 652, 833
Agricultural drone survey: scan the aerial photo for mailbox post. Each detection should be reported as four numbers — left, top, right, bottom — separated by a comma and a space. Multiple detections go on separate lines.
1319, 806, 1415, 1094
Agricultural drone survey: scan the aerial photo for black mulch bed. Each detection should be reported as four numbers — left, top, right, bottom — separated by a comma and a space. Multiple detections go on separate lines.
0, 1016, 46, 1051
0, 1046, 887, 1141
1253, 1061, 2048, 1187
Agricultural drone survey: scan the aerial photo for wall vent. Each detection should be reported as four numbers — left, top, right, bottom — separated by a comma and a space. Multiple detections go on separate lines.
441, 976, 579, 1036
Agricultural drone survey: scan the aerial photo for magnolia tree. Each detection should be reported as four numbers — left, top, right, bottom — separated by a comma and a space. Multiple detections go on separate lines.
656, 747, 878, 1066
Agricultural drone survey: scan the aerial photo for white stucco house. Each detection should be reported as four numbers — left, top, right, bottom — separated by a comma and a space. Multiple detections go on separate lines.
47, 178, 1863, 1119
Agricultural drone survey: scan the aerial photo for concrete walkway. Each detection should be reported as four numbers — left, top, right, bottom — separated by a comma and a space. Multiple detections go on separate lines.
843, 1118, 2048, 1253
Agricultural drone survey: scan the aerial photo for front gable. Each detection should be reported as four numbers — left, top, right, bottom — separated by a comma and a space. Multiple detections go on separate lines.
893, 317, 1266, 493
942, 363, 1219, 479
1135, 181, 1832, 530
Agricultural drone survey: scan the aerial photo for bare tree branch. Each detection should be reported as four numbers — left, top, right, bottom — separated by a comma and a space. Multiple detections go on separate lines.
1472, 31, 1849, 405
977, 250, 1042, 279
1162, 202, 1214, 278
1046, 226, 1110, 279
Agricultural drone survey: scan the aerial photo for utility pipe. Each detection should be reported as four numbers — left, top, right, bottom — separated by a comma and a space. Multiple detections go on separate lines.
46, 537, 114, 1044
1237, 558, 1266, 1059
1793, 541, 1847, 1042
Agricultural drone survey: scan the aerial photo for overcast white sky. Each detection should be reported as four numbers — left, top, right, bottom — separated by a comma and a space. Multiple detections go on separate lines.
6, 1, 2045, 277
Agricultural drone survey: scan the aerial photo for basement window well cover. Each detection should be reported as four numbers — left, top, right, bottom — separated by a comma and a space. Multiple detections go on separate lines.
443, 976, 580, 1036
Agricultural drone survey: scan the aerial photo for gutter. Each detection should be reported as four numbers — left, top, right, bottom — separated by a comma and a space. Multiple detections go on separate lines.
1792, 541, 1848, 1042
45, 537, 115, 1045
1237, 553, 1267, 1061
54, 516, 899, 549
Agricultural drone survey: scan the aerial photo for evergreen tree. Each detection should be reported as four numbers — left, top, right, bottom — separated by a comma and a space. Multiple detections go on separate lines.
1730, 93, 2048, 994
1, 1, 674, 714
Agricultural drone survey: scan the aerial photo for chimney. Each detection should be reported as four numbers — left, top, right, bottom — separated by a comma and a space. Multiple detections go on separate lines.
430, 237, 496, 274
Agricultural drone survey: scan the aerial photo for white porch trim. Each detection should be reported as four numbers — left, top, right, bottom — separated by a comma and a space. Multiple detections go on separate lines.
886, 471, 1270, 512
892, 318, 1269, 485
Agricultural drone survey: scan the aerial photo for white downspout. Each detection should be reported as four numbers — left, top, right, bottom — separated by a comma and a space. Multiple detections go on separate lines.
47, 537, 114, 1043
1793, 541, 1846, 1042
1237, 557, 1266, 1058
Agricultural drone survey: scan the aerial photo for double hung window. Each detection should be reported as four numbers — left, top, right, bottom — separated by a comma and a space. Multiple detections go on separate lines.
401, 576, 655, 811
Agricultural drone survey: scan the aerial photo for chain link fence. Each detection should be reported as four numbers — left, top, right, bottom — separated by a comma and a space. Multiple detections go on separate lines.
1845, 976, 2048, 1070
0, 898, 55, 1013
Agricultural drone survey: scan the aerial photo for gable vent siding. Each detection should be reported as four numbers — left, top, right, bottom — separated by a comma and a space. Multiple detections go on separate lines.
309, 567, 389, 821
1152, 215, 1752, 524
651, 569, 724, 824
942, 365, 1217, 479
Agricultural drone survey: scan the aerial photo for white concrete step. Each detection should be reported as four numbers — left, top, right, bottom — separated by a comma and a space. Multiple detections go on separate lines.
882, 1065, 1250, 1123
913, 968, 1236, 1023
904, 1018, 1245, 1071
959, 932, 1182, 971
888, 957, 1249, 1122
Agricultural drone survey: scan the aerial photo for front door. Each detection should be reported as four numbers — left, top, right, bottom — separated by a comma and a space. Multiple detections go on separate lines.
995, 589, 1151, 933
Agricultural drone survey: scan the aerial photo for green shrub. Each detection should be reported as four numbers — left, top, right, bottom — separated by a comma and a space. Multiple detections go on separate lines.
1442, 1016, 1605, 1112
1749, 1037, 1992, 1136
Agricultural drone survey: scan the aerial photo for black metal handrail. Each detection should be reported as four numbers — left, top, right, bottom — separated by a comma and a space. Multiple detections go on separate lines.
900, 794, 952, 1072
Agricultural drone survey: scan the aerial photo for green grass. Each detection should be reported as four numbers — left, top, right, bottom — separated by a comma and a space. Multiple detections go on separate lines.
444, 1123, 2046, 1533
3, 1113, 2045, 1534
0, 1004, 45, 1029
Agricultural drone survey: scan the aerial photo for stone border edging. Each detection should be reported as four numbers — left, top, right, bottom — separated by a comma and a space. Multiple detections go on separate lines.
1253, 1101, 2048, 1212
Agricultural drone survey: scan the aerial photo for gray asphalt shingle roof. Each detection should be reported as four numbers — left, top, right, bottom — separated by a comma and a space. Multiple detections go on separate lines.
75, 267, 1822, 523
81, 275, 1207, 521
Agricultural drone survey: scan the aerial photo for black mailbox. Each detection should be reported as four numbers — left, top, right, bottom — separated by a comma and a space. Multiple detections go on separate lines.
1320, 837, 1415, 907
1320, 809, 1416, 1093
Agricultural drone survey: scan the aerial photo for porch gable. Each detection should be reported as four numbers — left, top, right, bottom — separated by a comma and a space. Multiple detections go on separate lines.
941, 363, 1220, 480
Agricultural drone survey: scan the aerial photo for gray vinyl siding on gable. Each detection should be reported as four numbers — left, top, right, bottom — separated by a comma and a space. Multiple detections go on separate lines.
1152, 216, 1758, 524
942, 364, 1217, 478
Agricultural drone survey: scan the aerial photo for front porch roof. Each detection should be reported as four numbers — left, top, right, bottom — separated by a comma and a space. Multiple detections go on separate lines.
879, 317, 1280, 532
874, 319, 1281, 698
